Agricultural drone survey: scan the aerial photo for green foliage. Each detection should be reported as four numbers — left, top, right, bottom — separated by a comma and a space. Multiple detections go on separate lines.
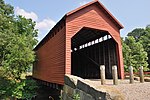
139, 26, 150, 67
12, 79, 38, 100
0, 78, 38, 100
59, 95, 62, 100
0, 0, 38, 99
2, 32, 36, 80
122, 39, 132, 72
0, 67, 3, 76
126, 25, 150, 69
73, 93, 80, 100
127, 28, 146, 41
0, 77, 13, 99
59, 93, 80, 100
122, 36, 149, 72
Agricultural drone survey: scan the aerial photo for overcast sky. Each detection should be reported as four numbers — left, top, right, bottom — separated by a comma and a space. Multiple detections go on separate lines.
5, 0, 150, 41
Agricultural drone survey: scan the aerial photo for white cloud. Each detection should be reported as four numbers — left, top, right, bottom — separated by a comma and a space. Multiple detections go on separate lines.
79, 1, 89, 6
35, 18, 56, 41
15, 7, 56, 41
35, 18, 56, 31
15, 7, 38, 21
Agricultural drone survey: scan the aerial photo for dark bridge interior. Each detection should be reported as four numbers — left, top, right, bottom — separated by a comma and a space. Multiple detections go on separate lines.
71, 27, 118, 79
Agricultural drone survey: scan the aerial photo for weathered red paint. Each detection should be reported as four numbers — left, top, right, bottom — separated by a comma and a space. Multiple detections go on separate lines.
33, 0, 124, 85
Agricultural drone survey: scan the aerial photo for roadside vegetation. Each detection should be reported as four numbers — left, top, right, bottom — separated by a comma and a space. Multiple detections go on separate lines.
0, 0, 38, 99
122, 25, 150, 72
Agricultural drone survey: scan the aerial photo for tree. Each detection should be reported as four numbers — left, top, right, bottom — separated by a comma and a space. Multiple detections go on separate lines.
139, 25, 150, 68
127, 28, 147, 41
1, 16, 37, 80
126, 25, 150, 69
122, 36, 148, 72
146, 24, 150, 28
0, 0, 38, 99
121, 38, 132, 72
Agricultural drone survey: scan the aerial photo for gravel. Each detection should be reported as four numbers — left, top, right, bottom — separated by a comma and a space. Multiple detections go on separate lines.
114, 80, 150, 100
86, 79, 150, 100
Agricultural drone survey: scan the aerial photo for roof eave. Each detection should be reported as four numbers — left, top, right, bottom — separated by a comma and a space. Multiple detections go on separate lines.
34, 15, 66, 51
66, 0, 97, 16
66, 0, 123, 29
96, 1, 124, 29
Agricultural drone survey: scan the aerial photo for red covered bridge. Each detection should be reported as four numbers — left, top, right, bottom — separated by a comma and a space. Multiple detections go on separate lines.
33, 0, 124, 87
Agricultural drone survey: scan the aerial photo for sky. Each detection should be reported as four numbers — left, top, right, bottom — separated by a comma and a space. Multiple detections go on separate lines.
4, 0, 150, 41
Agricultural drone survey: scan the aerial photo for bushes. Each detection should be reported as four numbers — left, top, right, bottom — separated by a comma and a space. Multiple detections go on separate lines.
0, 77, 38, 100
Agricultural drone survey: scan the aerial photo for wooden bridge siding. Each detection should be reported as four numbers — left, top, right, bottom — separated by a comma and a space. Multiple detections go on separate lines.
66, 4, 124, 78
33, 26, 66, 85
